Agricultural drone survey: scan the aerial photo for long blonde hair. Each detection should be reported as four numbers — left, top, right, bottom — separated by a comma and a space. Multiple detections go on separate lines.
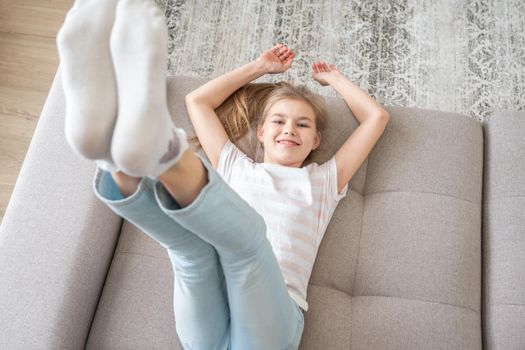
188, 81, 328, 164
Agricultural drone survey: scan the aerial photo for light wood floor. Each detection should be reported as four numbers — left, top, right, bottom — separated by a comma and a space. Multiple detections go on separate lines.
0, 0, 74, 225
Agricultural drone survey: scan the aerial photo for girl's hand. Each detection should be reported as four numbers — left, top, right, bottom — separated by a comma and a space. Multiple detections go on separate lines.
311, 61, 339, 86
256, 44, 296, 74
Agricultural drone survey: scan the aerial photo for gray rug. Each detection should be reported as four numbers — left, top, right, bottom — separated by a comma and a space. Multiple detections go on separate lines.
155, 0, 525, 122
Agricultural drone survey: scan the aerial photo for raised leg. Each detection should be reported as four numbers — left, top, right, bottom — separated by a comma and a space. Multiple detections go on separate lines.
93, 166, 230, 350
56, 0, 232, 346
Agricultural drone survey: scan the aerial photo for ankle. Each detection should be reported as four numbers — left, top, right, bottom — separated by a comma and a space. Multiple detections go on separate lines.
158, 150, 208, 208
111, 171, 140, 198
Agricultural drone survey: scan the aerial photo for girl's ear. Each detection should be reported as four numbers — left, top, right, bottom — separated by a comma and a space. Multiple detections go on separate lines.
313, 131, 321, 150
257, 125, 263, 143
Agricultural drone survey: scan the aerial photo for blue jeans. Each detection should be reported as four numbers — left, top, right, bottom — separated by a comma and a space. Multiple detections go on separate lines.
92, 152, 305, 350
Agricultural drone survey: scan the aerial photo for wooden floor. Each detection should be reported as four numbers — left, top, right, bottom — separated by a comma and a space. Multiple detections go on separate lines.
0, 0, 74, 224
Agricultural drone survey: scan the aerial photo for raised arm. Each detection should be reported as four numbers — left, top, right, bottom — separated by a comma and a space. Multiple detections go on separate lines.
311, 62, 390, 193
185, 44, 296, 169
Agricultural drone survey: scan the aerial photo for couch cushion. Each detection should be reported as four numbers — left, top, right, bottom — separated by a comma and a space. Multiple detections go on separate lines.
481, 111, 525, 349
86, 221, 182, 349
88, 75, 483, 349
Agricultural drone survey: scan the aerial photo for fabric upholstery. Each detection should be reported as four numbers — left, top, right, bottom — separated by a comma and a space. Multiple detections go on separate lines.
481, 111, 525, 349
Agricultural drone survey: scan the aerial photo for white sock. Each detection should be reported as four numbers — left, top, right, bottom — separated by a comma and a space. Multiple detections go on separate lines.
109, 0, 189, 180
56, 0, 120, 172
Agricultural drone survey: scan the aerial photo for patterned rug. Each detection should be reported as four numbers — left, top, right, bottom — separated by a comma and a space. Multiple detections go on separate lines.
155, 0, 525, 122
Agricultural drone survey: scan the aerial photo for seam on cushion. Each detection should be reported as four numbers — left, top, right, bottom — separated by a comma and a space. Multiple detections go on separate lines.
351, 157, 369, 295
350, 155, 369, 347
308, 282, 352, 299
352, 294, 479, 314
309, 283, 479, 314
488, 302, 525, 306
365, 189, 478, 205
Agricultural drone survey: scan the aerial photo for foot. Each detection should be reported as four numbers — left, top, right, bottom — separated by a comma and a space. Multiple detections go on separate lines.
109, 0, 189, 179
57, 0, 120, 172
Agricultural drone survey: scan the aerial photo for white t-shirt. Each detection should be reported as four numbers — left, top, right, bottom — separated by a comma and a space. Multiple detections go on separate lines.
216, 139, 348, 312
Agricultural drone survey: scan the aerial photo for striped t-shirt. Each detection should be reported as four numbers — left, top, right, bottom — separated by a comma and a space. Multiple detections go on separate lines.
216, 139, 348, 312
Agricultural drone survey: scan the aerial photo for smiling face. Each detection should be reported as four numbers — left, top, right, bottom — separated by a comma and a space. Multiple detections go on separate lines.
256, 98, 321, 168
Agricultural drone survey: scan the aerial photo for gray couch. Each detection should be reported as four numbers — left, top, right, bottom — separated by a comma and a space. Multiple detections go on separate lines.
1, 68, 524, 350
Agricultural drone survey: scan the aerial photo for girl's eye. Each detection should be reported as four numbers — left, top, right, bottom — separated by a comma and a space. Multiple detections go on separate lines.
272, 121, 308, 127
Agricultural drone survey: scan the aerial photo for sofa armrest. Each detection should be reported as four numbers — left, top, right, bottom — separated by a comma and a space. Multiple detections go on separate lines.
481, 110, 525, 349
0, 66, 123, 349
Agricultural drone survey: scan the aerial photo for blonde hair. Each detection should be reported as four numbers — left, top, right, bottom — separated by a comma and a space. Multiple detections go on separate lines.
188, 81, 328, 165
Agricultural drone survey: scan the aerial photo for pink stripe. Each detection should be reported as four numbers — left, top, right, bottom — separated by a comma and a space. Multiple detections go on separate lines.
263, 218, 317, 250
277, 244, 314, 263
263, 204, 320, 229
279, 257, 310, 277
286, 227, 316, 248
257, 189, 322, 211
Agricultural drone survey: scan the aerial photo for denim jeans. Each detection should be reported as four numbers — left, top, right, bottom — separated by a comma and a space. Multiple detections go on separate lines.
92, 152, 305, 350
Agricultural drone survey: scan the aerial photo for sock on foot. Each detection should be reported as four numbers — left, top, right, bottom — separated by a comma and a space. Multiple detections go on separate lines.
96, 159, 120, 173
57, 0, 120, 171
109, 0, 188, 180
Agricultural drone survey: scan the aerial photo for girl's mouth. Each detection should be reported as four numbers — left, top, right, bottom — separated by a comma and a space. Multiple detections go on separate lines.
277, 140, 299, 147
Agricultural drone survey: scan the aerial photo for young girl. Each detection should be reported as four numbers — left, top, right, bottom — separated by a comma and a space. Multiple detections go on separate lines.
57, 0, 389, 349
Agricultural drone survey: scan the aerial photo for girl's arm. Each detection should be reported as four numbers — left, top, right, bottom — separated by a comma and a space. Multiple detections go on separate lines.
186, 61, 266, 110
186, 43, 295, 108
185, 44, 295, 169
312, 62, 388, 122
311, 62, 390, 193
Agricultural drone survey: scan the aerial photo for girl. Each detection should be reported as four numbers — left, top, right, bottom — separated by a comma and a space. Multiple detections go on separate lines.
57, 0, 389, 349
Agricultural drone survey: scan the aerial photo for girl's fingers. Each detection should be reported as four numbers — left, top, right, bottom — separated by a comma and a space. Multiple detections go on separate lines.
311, 61, 337, 74
281, 50, 294, 63
272, 44, 283, 55
274, 44, 292, 56
285, 53, 295, 65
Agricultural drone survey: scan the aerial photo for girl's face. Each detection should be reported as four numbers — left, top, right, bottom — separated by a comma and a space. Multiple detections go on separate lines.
257, 98, 321, 168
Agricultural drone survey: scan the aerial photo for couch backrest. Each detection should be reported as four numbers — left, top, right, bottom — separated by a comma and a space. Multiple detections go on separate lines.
481, 111, 525, 349
86, 75, 485, 349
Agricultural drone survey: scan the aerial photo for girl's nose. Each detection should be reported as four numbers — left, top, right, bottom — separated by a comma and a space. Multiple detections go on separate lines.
283, 124, 296, 134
